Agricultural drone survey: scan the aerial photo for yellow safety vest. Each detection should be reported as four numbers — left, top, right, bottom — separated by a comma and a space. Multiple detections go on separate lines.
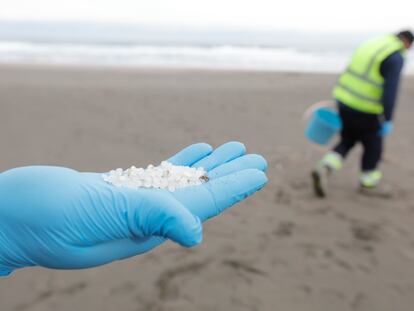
333, 34, 405, 114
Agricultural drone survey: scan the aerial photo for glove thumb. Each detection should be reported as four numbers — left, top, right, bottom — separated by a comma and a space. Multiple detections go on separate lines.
126, 191, 203, 247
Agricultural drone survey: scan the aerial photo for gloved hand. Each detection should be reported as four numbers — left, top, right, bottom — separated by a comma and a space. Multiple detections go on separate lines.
0, 142, 267, 276
379, 121, 393, 137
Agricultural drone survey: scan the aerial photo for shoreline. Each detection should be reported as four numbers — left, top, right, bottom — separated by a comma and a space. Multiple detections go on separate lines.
1, 62, 413, 76
0, 61, 344, 75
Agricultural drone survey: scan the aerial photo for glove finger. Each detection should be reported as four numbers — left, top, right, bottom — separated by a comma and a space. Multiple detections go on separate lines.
167, 143, 213, 166
208, 154, 267, 179
173, 169, 268, 221
192, 141, 246, 171
126, 192, 203, 247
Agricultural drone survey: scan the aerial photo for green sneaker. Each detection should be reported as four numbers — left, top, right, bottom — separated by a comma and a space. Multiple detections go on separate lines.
320, 151, 343, 171
360, 170, 383, 189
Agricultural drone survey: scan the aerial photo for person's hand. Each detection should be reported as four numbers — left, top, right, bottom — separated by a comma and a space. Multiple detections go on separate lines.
379, 121, 393, 137
0, 142, 267, 276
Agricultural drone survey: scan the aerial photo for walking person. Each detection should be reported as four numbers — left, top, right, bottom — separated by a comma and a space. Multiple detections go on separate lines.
312, 30, 413, 197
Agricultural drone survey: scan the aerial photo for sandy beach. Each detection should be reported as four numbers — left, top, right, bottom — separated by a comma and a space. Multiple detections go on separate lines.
1, 65, 414, 311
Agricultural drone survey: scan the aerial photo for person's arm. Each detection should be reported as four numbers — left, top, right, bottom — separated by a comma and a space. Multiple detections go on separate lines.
0, 142, 268, 277
380, 52, 404, 121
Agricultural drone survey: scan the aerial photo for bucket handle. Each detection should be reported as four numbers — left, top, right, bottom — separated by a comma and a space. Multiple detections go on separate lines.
303, 100, 337, 121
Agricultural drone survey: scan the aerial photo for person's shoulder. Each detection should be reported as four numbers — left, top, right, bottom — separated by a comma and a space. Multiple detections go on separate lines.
385, 51, 404, 66
381, 51, 404, 75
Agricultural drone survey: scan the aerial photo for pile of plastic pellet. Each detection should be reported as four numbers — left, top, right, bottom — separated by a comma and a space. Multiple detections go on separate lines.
103, 161, 208, 192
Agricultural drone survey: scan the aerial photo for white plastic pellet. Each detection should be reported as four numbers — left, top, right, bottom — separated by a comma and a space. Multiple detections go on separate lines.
103, 161, 208, 191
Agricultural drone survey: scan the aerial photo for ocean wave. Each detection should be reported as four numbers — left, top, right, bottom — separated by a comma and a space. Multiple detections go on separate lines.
0, 41, 413, 73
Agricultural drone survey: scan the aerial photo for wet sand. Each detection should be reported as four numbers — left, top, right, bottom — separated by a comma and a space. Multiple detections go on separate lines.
1, 65, 414, 311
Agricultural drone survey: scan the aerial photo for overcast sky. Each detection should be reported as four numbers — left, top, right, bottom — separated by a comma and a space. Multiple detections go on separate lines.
0, 0, 412, 32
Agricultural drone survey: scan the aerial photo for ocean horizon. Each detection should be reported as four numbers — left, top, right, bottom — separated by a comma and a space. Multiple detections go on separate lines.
0, 20, 413, 73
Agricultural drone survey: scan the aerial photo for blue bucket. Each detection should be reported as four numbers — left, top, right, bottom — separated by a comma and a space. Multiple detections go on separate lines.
305, 108, 342, 145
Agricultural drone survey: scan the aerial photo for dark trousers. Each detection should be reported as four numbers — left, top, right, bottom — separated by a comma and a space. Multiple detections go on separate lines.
333, 106, 383, 171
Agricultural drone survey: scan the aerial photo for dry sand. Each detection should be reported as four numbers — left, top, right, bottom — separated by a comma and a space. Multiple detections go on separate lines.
0, 65, 414, 311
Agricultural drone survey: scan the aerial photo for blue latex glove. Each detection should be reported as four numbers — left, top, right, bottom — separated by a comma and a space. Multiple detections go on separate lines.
379, 121, 393, 137
0, 142, 267, 276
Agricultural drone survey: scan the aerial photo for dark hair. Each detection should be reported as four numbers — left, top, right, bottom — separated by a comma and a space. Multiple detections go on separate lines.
397, 30, 414, 45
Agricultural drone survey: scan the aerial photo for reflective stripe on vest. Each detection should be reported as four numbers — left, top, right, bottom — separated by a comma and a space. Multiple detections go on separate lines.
333, 35, 404, 114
